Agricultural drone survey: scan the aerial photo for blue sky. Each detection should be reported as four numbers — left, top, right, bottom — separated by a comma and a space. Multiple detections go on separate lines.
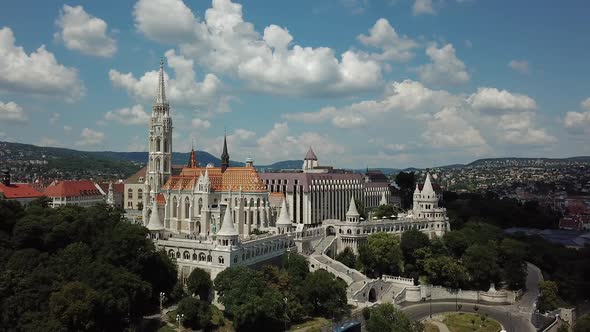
1, 0, 589, 168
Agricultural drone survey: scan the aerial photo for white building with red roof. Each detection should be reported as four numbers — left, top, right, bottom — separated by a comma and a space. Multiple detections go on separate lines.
43, 180, 104, 208
0, 169, 44, 204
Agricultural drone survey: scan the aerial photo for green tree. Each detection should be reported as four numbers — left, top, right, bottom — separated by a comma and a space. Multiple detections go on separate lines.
423, 256, 468, 289
359, 233, 403, 277
374, 204, 395, 219
366, 303, 423, 332
49, 281, 99, 332
282, 252, 309, 284
443, 231, 470, 258
214, 267, 285, 331
354, 198, 367, 220
574, 314, 590, 332
498, 238, 527, 290
302, 269, 349, 319
335, 247, 358, 269
401, 228, 431, 265
395, 172, 416, 210
463, 244, 501, 290
187, 268, 213, 302
177, 296, 211, 330
537, 281, 560, 313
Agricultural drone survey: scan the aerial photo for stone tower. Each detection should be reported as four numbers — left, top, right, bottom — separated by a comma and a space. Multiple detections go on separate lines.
143, 59, 172, 222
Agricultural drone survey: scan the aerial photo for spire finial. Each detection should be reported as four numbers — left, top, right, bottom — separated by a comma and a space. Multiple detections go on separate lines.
155, 58, 167, 105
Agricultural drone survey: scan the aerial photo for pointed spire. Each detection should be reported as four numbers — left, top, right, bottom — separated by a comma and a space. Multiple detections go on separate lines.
304, 146, 318, 161
146, 198, 164, 231
380, 191, 388, 206
154, 59, 168, 106
414, 182, 420, 194
346, 196, 360, 219
422, 172, 435, 194
187, 148, 197, 168
218, 203, 238, 237
276, 198, 292, 226
220, 132, 229, 173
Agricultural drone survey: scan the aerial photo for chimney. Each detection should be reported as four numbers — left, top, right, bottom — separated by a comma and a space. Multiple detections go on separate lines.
1, 168, 10, 186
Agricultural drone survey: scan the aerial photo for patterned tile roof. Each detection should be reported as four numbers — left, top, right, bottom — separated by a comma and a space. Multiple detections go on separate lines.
162, 165, 267, 192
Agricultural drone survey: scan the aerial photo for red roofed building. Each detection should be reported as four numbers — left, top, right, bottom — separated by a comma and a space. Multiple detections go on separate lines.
0, 169, 44, 204
43, 180, 104, 208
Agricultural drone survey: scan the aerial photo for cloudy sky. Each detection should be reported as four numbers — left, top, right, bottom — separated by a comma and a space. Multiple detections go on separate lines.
1, 0, 589, 168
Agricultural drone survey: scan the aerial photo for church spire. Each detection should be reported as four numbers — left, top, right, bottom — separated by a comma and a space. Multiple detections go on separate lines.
154, 59, 168, 106
220, 132, 229, 173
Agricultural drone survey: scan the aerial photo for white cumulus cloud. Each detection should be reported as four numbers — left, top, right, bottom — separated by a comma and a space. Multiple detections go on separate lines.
104, 104, 150, 125
564, 111, 590, 134
467, 87, 537, 112
191, 118, 211, 129
0, 27, 85, 101
413, 0, 436, 15
357, 18, 418, 62
418, 43, 470, 85
134, 0, 383, 96
76, 128, 104, 146
0, 101, 27, 123
581, 97, 590, 110
109, 49, 221, 108
508, 60, 529, 74
54, 5, 117, 57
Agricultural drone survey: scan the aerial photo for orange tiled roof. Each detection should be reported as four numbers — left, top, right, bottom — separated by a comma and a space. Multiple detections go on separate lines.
156, 193, 166, 206
43, 180, 101, 198
0, 183, 44, 199
162, 166, 267, 192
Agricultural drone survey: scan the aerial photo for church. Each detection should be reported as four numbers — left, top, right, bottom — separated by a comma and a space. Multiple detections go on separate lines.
142, 60, 274, 238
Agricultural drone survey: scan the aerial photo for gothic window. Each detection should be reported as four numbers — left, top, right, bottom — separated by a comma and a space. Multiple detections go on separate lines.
127, 188, 133, 199
183, 251, 190, 259
207, 255, 212, 262
163, 138, 168, 152
138, 189, 143, 200
168, 250, 175, 258
199, 253, 206, 261
164, 159, 169, 171
156, 158, 161, 171
218, 256, 224, 264
184, 197, 190, 219
172, 197, 178, 218
192, 253, 197, 260
198, 198, 203, 215
156, 137, 161, 152
176, 251, 180, 258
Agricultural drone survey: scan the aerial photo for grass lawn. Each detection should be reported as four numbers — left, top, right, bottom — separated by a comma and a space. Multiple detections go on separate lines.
157, 325, 176, 332
289, 317, 331, 332
443, 312, 501, 332
424, 321, 440, 332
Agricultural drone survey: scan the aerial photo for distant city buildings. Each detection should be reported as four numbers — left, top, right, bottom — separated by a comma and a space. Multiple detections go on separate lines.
43, 180, 104, 208
0, 168, 44, 204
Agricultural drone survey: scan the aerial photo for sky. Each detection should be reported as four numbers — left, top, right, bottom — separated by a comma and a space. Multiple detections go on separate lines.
1, 0, 590, 168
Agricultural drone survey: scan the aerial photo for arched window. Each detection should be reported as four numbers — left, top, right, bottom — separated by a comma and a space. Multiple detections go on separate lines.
184, 197, 190, 219
127, 188, 133, 199
138, 189, 143, 200
164, 159, 169, 171
198, 198, 203, 215
218, 256, 224, 264
168, 250, 175, 258
163, 138, 168, 152
199, 253, 206, 261
156, 137, 161, 152
183, 251, 190, 259
156, 158, 161, 171
192, 253, 198, 260
172, 197, 178, 218
176, 251, 180, 258
207, 255, 212, 262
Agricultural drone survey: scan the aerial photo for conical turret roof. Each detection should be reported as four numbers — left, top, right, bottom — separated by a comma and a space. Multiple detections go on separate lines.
146, 199, 164, 231
154, 59, 168, 106
276, 199, 292, 226
304, 147, 318, 161
422, 172, 435, 194
218, 204, 238, 237
346, 196, 360, 218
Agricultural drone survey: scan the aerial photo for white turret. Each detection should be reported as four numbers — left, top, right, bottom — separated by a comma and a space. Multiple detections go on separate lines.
346, 196, 360, 223
276, 199, 292, 234
302, 146, 319, 171
146, 198, 164, 231
106, 182, 114, 206
379, 191, 388, 206
217, 203, 239, 247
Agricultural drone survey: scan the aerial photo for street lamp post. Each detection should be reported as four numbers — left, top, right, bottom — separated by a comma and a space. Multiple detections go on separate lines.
177, 313, 184, 329
159, 292, 165, 316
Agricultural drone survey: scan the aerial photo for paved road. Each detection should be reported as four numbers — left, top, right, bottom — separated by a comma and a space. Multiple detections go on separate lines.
517, 262, 543, 312
402, 302, 535, 332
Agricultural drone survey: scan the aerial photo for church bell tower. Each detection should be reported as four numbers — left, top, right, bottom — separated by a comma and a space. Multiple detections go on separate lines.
143, 59, 172, 222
